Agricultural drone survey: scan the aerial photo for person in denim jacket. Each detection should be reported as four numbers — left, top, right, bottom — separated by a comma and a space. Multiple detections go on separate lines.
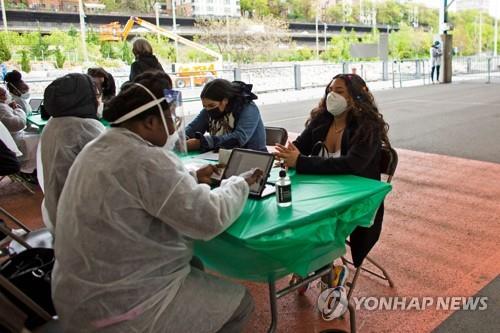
185, 79, 266, 152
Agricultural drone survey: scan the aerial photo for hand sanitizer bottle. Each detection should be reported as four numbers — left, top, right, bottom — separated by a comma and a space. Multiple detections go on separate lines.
276, 170, 292, 207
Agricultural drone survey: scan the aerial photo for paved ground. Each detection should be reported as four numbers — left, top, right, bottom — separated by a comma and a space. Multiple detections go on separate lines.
258, 81, 500, 164
1, 81, 499, 333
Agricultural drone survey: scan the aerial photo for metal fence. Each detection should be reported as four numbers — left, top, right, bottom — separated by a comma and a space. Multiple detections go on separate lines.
19, 56, 500, 98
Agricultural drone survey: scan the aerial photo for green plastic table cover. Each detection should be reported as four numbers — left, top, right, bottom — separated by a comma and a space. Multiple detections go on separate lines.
27, 114, 110, 132
183, 155, 392, 282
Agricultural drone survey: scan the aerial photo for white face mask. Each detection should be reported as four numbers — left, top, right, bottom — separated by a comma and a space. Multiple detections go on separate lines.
21, 92, 30, 100
97, 102, 104, 119
326, 92, 348, 117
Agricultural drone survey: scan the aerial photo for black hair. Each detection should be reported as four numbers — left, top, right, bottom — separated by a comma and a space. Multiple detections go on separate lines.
103, 71, 173, 125
200, 79, 257, 115
309, 74, 391, 148
4, 70, 27, 95
87, 67, 116, 101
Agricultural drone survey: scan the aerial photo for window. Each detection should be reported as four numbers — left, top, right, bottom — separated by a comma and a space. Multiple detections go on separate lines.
207, 6, 213, 12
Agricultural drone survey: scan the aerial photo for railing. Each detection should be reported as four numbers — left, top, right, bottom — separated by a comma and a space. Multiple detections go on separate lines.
19, 57, 500, 98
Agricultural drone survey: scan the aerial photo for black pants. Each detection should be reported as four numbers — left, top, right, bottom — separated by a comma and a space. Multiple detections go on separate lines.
431, 65, 440, 82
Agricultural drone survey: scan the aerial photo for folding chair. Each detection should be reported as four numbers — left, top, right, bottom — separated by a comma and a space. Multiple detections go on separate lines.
265, 126, 288, 146
338, 146, 398, 332
0, 207, 53, 254
0, 122, 35, 194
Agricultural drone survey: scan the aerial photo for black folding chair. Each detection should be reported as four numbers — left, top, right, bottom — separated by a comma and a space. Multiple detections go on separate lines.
265, 126, 288, 146
339, 146, 398, 332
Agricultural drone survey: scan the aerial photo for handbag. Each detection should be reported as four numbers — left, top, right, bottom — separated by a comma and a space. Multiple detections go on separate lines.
0, 248, 56, 328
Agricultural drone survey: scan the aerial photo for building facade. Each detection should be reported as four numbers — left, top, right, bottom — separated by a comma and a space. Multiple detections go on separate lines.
19, 0, 103, 12
455, 0, 490, 11
167, 0, 241, 18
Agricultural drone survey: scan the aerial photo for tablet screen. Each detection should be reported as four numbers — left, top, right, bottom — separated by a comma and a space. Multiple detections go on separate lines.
29, 99, 43, 111
224, 150, 273, 194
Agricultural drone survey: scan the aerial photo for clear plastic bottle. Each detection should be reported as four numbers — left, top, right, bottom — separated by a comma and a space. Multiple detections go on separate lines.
276, 170, 292, 207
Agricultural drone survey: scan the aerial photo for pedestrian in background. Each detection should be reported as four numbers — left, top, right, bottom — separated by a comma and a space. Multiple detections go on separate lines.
431, 41, 442, 83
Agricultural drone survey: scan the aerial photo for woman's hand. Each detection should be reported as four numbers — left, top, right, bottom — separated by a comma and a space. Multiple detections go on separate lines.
274, 142, 300, 168
186, 138, 201, 151
196, 164, 224, 184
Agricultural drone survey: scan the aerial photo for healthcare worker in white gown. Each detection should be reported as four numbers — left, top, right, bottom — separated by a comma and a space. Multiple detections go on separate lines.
52, 71, 262, 333
40, 73, 105, 231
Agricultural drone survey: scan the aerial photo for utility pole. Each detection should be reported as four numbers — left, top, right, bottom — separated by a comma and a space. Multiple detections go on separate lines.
440, 0, 454, 83
315, 11, 319, 59
172, 0, 179, 63
78, 0, 88, 62
324, 23, 327, 51
0, 0, 7, 32
479, 11, 483, 55
495, 1, 498, 56
154, 3, 161, 43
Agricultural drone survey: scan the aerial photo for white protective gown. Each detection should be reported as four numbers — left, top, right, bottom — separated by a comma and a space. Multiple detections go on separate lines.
40, 116, 105, 230
0, 102, 39, 172
52, 127, 250, 333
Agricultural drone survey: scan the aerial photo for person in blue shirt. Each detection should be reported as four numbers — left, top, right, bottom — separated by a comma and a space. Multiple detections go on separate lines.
185, 79, 266, 152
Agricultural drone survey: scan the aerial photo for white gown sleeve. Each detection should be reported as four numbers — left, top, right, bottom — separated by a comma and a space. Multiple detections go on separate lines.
140, 151, 249, 241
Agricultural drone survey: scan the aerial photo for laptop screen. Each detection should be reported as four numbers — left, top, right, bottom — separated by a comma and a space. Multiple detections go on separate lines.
29, 99, 43, 112
223, 149, 274, 195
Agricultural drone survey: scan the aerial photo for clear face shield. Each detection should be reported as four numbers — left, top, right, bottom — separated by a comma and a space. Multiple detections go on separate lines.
164, 89, 187, 155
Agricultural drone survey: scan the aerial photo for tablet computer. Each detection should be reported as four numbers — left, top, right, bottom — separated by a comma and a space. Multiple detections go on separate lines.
221, 148, 275, 199
29, 98, 43, 113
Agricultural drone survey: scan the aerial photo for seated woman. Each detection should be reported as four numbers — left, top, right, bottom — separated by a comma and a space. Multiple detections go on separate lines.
5, 70, 32, 115
0, 86, 39, 174
40, 73, 106, 230
276, 73, 391, 269
185, 79, 266, 152
87, 67, 117, 104
52, 71, 262, 333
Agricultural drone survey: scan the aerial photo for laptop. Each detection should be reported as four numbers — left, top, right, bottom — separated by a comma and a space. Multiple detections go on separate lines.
215, 148, 276, 199
29, 98, 43, 113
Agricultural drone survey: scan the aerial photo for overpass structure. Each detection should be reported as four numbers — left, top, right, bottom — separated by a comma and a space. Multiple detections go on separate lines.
0, 10, 397, 49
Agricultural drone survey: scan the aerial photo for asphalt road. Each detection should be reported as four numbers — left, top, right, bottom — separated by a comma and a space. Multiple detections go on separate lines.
259, 81, 500, 164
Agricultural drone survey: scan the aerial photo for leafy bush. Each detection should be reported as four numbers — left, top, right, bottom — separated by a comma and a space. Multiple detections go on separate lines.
100, 41, 117, 59
120, 41, 134, 65
0, 37, 11, 62
19, 50, 31, 73
54, 47, 66, 69
30, 32, 50, 60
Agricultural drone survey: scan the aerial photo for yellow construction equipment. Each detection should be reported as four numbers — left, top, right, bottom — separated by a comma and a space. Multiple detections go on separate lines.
99, 16, 222, 87
99, 16, 223, 63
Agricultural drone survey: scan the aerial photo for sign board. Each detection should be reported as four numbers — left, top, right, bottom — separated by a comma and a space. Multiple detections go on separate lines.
350, 43, 378, 58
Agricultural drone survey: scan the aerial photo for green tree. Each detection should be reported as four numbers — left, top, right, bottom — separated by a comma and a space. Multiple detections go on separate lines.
240, 0, 270, 17
19, 50, 31, 73
87, 29, 100, 45
54, 47, 66, 69
288, 0, 314, 21
0, 37, 11, 62
376, 0, 405, 26
68, 26, 78, 38
100, 41, 117, 59
30, 32, 49, 60
120, 41, 134, 65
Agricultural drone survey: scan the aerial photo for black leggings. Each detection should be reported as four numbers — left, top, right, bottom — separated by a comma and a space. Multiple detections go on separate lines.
431, 65, 441, 82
